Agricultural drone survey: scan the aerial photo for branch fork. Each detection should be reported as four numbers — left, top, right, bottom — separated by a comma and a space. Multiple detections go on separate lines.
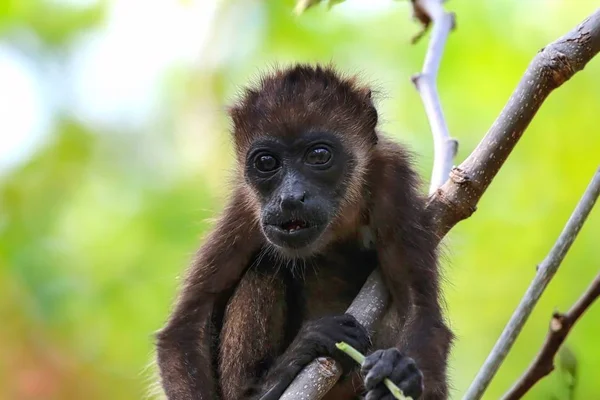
502, 271, 600, 400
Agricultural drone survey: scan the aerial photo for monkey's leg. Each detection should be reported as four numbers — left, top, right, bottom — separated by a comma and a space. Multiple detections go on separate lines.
218, 260, 287, 400
156, 188, 263, 400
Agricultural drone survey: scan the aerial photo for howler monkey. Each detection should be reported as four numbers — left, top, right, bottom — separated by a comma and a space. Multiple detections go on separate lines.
156, 64, 453, 400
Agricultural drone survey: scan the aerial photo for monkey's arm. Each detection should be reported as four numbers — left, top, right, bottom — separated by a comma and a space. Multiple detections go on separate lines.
376, 234, 453, 399
156, 187, 263, 400
370, 143, 453, 399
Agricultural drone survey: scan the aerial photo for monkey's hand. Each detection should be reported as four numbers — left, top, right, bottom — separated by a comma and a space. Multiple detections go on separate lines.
253, 315, 370, 400
361, 348, 424, 400
291, 314, 371, 373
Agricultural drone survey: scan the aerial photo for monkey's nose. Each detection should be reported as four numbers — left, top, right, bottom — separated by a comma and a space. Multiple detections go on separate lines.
280, 191, 306, 211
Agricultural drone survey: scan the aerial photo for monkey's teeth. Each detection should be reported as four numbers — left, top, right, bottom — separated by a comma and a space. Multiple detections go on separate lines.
281, 220, 307, 232
286, 225, 300, 232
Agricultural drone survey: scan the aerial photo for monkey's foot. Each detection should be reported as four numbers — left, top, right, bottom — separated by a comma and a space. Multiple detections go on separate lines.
361, 348, 424, 400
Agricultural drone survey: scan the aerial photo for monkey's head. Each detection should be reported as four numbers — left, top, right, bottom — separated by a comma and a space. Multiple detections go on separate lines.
229, 64, 378, 258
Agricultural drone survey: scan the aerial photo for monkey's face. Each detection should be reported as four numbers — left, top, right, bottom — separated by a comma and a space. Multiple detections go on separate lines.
245, 131, 354, 257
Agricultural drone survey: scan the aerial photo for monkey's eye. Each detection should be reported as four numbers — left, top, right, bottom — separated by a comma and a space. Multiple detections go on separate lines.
305, 147, 332, 166
254, 154, 280, 172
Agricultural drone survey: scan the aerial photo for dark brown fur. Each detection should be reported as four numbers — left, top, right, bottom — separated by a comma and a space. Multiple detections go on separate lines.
156, 64, 453, 399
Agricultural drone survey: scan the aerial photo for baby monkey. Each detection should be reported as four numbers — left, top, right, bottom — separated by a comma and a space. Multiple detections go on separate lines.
156, 64, 453, 400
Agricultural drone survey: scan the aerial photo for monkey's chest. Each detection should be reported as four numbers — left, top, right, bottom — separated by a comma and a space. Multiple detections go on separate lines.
301, 246, 378, 320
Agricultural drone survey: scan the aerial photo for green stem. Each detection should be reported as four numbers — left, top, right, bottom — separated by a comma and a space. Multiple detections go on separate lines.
335, 342, 411, 400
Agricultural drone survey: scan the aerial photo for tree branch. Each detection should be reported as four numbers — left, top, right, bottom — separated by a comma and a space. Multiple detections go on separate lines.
410, 0, 458, 194
502, 272, 600, 400
462, 167, 600, 400
426, 8, 600, 239
280, 5, 600, 400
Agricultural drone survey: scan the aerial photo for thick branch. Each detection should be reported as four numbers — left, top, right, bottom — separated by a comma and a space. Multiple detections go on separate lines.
502, 272, 600, 400
426, 8, 600, 238
410, 0, 458, 194
462, 168, 600, 400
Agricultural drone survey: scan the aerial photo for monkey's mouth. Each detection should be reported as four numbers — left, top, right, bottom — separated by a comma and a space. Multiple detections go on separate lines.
280, 219, 309, 233
263, 217, 323, 250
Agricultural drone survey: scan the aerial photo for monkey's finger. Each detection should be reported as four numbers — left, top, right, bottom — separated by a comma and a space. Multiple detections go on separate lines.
397, 373, 424, 400
335, 335, 371, 363
365, 383, 390, 400
361, 349, 384, 372
339, 324, 369, 342
337, 326, 371, 354
363, 356, 394, 390
334, 314, 362, 328
388, 354, 417, 383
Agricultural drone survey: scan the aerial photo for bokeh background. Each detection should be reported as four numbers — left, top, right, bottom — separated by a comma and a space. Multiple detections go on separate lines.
1, 0, 599, 399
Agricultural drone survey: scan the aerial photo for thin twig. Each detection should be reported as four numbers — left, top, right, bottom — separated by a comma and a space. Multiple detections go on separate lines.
410, 0, 458, 194
502, 272, 600, 400
463, 168, 600, 400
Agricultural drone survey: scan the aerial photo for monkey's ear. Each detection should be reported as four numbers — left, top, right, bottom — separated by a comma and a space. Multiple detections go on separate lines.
357, 87, 378, 144
226, 104, 254, 154
362, 88, 372, 100
226, 104, 239, 120
349, 81, 372, 102
226, 104, 235, 117
227, 105, 242, 131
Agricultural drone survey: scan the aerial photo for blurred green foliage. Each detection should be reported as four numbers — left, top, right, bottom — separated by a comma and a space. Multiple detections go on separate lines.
0, 0, 106, 46
0, 0, 599, 399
